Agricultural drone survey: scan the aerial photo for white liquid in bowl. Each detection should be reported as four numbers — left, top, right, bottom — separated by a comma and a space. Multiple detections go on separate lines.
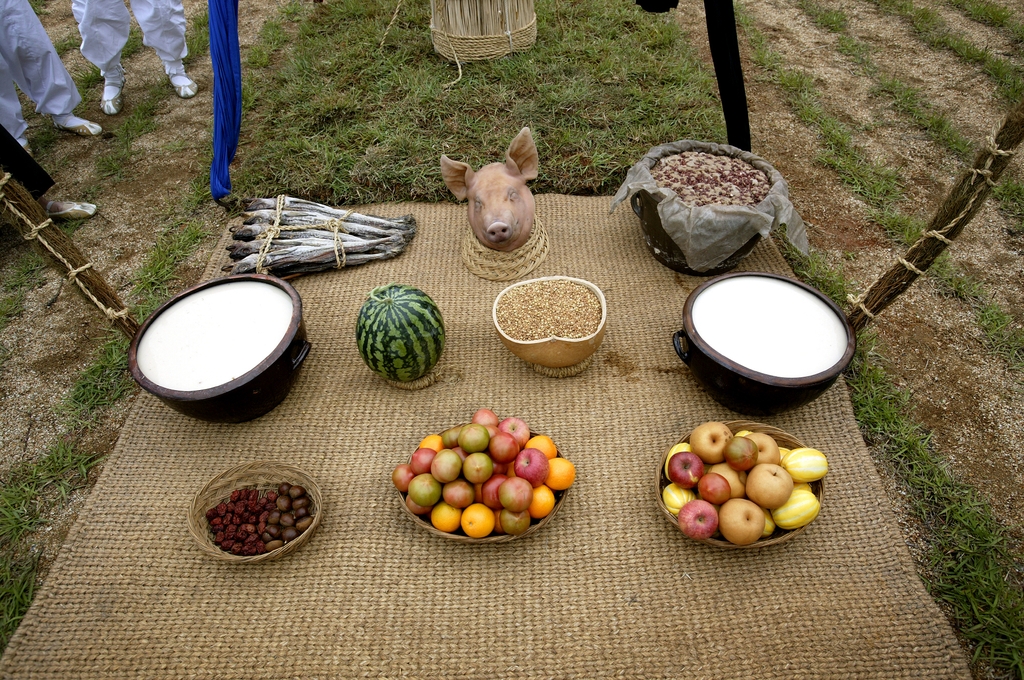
136, 281, 294, 392
690, 276, 848, 379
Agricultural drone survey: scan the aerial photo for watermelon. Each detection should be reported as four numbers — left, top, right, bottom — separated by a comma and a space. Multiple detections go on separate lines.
356, 284, 446, 382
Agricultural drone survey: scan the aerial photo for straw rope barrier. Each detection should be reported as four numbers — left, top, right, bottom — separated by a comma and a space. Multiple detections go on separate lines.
529, 354, 593, 377
0, 173, 138, 339
459, 216, 548, 281
846, 99, 1024, 332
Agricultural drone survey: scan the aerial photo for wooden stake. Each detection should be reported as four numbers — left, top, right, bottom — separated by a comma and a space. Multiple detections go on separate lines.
0, 173, 139, 339
847, 99, 1024, 332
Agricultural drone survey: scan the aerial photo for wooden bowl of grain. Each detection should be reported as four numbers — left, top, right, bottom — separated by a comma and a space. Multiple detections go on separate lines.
492, 276, 607, 369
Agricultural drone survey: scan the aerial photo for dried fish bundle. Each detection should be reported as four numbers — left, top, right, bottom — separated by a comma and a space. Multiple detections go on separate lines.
225, 196, 417, 276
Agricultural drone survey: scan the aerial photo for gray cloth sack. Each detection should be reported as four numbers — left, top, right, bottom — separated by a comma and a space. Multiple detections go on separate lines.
610, 140, 809, 272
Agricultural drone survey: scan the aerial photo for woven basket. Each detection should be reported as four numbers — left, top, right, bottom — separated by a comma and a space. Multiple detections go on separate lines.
430, 0, 537, 62
187, 461, 323, 563
398, 433, 569, 543
656, 421, 824, 549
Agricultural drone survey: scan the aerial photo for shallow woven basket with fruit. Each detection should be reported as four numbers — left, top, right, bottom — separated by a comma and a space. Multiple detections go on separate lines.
656, 421, 825, 549
187, 461, 323, 563
394, 411, 574, 543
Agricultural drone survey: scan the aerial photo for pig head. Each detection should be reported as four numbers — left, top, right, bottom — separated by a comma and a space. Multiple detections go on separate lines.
440, 127, 539, 252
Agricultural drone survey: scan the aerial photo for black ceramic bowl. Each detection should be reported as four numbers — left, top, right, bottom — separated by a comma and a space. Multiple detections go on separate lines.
673, 272, 855, 416
129, 274, 310, 423
631, 189, 761, 276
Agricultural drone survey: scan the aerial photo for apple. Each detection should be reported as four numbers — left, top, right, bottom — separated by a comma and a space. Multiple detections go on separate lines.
498, 476, 533, 512
492, 508, 506, 534
745, 464, 794, 509
462, 452, 494, 484
442, 479, 475, 508
709, 463, 746, 499
405, 495, 433, 515
746, 432, 781, 466
499, 508, 532, 535
697, 472, 731, 505
677, 499, 719, 540
492, 462, 508, 476
689, 421, 733, 464
471, 408, 499, 428
441, 425, 464, 449
481, 474, 509, 509
409, 447, 437, 475
451, 446, 467, 461
430, 449, 463, 483
488, 431, 521, 464
458, 423, 491, 454
498, 417, 531, 449
723, 436, 759, 471
513, 448, 549, 488
392, 464, 415, 492
718, 498, 764, 545
667, 451, 704, 489
407, 473, 442, 507
473, 483, 484, 504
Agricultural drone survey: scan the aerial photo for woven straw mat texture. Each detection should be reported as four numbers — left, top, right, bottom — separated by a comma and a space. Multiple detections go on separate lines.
0, 195, 970, 679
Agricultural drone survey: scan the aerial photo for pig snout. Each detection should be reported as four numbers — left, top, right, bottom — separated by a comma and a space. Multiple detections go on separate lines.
484, 218, 513, 244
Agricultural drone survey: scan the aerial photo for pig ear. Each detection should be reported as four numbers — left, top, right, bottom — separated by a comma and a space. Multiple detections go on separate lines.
440, 155, 474, 201
505, 127, 539, 181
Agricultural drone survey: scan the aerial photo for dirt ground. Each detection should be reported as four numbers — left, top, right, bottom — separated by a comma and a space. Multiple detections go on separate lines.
1, 0, 1022, 674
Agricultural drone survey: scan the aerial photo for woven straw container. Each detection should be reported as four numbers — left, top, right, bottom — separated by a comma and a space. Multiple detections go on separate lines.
430, 0, 537, 63
188, 461, 323, 563
657, 421, 824, 549
398, 435, 569, 543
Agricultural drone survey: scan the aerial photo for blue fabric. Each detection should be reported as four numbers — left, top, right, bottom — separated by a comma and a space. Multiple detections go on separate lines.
208, 0, 241, 200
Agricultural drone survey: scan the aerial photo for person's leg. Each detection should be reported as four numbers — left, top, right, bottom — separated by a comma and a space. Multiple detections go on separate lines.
0, 55, 30, 148
131, 0, 197, 98
0, 0, 100, 136
74, 0, 130, 113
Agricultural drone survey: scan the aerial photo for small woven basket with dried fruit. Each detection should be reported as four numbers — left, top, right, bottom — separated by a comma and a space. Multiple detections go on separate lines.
187, 461, 323, 563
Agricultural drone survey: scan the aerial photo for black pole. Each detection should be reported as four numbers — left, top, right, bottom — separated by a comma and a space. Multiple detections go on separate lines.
702, 0, 751, 151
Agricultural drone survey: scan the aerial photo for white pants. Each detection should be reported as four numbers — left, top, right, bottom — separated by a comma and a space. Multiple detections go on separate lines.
72, 0, 188, 75
0, 0, 83, 144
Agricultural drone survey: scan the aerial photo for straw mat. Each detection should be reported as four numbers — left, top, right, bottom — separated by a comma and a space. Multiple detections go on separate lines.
0, 196, 970, 678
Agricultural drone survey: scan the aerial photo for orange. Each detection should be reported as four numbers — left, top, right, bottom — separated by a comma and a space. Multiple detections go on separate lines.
545, 457, 576, 490
461, 503, 496, 538
526, 435, 558, 460
430, 501, 462, 533
418, 434, 444, 452
492, 507, 505, 534
528, 484, 555, 519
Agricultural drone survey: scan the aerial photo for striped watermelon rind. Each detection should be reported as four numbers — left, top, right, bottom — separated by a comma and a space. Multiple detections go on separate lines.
356, 284, 446, 382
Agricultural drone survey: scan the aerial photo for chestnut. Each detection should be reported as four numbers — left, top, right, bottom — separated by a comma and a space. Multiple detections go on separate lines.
291, 497, 310, 511
281, 527, 298, 542
264, 524, 281, 539
268, 510, 281, 525
264, 540, 284, 551
276, 496, 292, 512
278, 483, 291, 496
288, 485, 306, 499
295, 516, 314, 532
279, 512, 295, 527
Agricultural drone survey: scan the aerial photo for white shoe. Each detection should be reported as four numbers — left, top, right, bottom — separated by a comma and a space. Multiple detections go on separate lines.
165, 61, 198, 98
52, 114, 103, 137
45, 201, 97, 220
101, 64, 125, 115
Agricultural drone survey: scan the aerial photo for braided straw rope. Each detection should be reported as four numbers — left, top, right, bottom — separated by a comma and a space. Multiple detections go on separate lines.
460, 216, 548, 281
0, 172, 138, 338
846, 100, 1024, 332
431, 14, 536, 62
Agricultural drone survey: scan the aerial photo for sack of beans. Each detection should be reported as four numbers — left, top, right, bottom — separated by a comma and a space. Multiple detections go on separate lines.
610, 140, 808, 273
